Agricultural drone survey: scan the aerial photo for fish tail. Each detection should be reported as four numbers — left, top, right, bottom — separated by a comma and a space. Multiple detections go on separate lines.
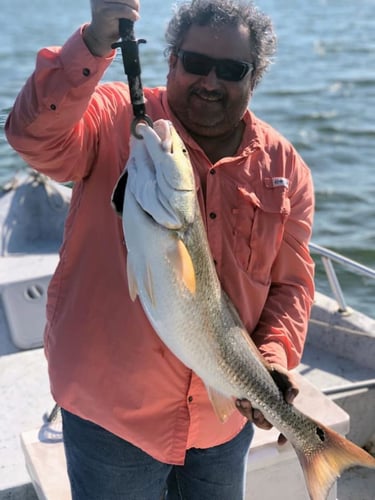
295, 423, 375, 500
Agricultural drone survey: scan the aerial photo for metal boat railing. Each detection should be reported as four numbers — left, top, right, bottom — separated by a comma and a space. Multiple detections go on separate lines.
309, 242, 375, 313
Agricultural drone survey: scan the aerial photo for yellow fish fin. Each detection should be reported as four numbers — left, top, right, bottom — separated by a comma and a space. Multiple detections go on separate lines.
207, 386, 236, 423
295, 422, 375, 500
126, 258, 139, 301
167, 238, 196, 294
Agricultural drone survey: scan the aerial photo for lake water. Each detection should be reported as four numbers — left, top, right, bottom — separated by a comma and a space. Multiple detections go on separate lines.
1, 0, 375, 315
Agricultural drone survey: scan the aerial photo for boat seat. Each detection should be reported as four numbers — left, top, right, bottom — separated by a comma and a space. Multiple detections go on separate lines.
0, 171, 70, 256
0, 171, 70, 351
0, 255, 59, 350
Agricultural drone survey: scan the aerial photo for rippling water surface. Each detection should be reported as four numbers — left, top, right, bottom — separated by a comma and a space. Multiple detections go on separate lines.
1, 0, 375, 315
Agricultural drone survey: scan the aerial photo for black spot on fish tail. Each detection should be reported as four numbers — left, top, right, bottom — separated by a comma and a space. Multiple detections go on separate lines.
295, 422, 375, 500
316, 426, 326, 442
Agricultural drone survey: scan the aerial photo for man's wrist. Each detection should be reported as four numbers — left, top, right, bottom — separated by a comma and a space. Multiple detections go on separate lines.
82, 24, 115, 58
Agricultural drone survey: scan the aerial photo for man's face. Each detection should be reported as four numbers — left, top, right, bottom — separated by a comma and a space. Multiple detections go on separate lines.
167, 23, 254, 139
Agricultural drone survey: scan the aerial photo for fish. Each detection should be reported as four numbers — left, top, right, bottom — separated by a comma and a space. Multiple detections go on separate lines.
112, 118, 375, 500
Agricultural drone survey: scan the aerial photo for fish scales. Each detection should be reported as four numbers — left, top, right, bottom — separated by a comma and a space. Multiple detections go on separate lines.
179, 202, 280, 403
112, 119, 375, 500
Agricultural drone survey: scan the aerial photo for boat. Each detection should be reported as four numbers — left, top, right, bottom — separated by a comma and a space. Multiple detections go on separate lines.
0, 170, 374, 499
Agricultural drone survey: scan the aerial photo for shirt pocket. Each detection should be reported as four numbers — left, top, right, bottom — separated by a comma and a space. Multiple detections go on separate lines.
232, 178, 291, 284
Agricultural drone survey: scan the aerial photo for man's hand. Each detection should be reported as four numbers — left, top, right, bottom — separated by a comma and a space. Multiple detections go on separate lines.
83, 1, 140, 57
236, 364, 299, 445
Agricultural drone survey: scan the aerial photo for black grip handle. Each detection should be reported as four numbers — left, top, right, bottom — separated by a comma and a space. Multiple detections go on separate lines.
111, 18, 153, 135
119, 18, 135, 41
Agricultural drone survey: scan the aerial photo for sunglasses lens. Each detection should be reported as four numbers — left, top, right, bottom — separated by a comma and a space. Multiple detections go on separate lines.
181, 52, 212, 76
216, 60, 249, 81
178, 50, 251, 82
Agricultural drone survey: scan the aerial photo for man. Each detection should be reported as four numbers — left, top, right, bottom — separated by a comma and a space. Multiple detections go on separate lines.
5, 0, 315, 498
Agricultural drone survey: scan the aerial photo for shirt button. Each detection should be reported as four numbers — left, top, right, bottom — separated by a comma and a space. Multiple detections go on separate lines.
209, 168, 216, 175
188, 396, 193, 403
209, 212, 217, 220
50, 104, 56, 110
82, 68, 90, 77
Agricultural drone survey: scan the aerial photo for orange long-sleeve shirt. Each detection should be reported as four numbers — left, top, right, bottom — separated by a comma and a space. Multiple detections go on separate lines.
5, 27, 315, 464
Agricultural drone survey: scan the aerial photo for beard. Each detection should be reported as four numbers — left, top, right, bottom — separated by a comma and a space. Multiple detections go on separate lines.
169, 87, 236, 137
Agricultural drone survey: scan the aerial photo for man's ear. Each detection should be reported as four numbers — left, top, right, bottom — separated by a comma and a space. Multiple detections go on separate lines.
168, 53, 178, 69
167, 53, 178, 83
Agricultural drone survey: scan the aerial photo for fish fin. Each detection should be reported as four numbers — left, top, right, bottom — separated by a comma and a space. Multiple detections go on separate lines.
126, 259, 139, 301
295, 422, 375, 500
207, 387, 236, 423
167, 239, 196, 294
144, 264, 156, 307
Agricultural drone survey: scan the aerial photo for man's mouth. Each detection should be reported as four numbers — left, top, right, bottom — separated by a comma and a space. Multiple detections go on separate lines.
193, 90, 223, 102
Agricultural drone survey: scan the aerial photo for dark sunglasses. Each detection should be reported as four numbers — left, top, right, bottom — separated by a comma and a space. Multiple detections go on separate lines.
176, 49, 253, 82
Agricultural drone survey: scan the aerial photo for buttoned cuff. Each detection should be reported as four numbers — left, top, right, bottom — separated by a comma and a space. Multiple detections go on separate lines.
59, 25, 116, 87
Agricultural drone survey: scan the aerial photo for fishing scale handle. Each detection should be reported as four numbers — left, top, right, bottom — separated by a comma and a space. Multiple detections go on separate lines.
119, 18, 135, 41
112, 18, 152, 133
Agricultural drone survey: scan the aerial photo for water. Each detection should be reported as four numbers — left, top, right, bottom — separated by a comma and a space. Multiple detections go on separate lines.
1, 0, 375, 315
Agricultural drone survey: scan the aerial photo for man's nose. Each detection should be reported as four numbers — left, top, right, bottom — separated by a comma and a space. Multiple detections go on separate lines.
200, 67, 220, 89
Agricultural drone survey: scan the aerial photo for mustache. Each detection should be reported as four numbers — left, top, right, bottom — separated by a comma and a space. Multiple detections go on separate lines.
191, 88, 225, 100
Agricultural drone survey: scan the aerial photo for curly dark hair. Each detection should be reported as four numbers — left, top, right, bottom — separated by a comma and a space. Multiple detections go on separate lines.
165, 0, 277, 88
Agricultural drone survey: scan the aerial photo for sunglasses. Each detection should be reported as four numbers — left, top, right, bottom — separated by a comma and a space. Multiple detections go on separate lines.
176, 49, 253, 82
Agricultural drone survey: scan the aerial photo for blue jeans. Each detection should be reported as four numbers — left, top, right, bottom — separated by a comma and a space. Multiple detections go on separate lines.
61, 409, 254, 500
